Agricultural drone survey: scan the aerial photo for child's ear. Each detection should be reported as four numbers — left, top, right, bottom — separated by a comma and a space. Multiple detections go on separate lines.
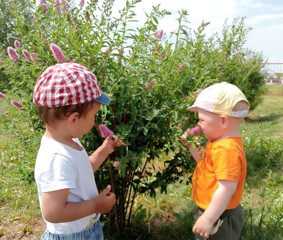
219, 115, 229, 128
67, 112, 80, 129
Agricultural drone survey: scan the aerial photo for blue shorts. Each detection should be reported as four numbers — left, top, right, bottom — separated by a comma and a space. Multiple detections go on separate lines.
41, 220, 103, 240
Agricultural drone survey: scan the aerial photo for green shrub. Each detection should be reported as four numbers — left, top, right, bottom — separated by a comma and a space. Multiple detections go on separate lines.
1, 0, 267, 235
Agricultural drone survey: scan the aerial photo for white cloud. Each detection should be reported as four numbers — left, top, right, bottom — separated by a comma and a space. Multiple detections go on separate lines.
246, 13, 283, 24
251, 2, 264, 8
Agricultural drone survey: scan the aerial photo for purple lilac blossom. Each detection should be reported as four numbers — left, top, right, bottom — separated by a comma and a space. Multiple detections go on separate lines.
145, 82, 152, 90
39, 0, 48, 12
22, 49, 32, 61
191, 125, 202, 134
11, 100, 23, 110
99, 124, 114, 138
161, 50, 166, 60
7, 47, 19, 62
14, 40, 20, 48
54, 0, 61, 12
113, 161, 121, 168
61, 0, 68, 13
178, 63, 185, 72
30, 53, 38, 62
79, 0, 84, 8
154, 29, 163, 40
50, 43, 66, 63
0, 92, 6, 99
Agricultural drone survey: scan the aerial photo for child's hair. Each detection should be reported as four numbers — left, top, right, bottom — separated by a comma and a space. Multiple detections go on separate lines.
38, 101, 94, 126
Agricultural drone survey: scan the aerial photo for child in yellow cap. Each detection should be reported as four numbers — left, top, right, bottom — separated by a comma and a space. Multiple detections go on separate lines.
184, 82, 248, 240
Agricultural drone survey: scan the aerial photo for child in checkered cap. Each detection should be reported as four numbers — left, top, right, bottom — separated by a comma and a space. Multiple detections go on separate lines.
33, 63, 122, 240
183, 82, 248, 240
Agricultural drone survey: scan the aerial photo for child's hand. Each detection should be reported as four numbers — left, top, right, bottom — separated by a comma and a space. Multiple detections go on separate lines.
101, 136, 123, 154
193, 215, 213, 239
94, 185, 116, 214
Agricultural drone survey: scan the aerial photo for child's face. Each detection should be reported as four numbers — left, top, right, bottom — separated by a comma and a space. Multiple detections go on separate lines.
197, 109, 224, 141
76, 101, 101, 137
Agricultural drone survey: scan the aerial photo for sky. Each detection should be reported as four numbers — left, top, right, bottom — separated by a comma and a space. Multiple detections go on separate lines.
106, 0, 283, 64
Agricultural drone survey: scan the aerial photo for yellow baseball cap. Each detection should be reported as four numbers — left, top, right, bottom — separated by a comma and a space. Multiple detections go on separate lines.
188, 82, 249, 117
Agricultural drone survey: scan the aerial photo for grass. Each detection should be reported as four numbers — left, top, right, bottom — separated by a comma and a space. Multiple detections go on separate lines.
1, 85, 283, 239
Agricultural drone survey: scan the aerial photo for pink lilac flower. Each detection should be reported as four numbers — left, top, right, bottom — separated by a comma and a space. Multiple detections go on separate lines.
7, 47, 19, 62
191, 125, 202, 134
201, 20, 205, 25
79, 0, 84, 7
184, 117, 188, 121
154, 29, 163, 40
120, 46, 124, 53
113, 161, 121, 168
145, 82, 152, 90
0, 92, 6, 99
104, 47, 110, 53
30, 53, 38, 62
14, 40, 20, 48
161, 50, 166, 60
99, 124, 114, 138
50, 43, 66, 63
39, 0, 48, 12
178, 63, 185, 72
22, 49, 32, 61
54, 0, 61, 12
11, 100, 23, 110
34, 15, 38, 21
178, 124, 182, 128
61, 0, 68, 13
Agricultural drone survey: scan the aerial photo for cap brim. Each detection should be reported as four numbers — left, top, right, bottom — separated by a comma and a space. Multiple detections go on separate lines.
187, 105, 198, 112
94, 92, 111, 105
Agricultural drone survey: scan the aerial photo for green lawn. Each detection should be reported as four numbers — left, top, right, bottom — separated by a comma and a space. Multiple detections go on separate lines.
1, 86, 283, 239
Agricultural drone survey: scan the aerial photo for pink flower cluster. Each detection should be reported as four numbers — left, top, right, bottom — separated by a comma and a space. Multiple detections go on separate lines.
14, 40, 20, 48
104, 47, 110, 53
145, 82, 152, 90
7, 47, 19, 62
11, 100, 23, 110
113, 161, 121, 168
22, 49, 32, 62
54, 0, 61, 12
191, 125, 202, 134
155, 29, 163, 40
99, 124, 114, 138
50, 43, 66, 63
178, 63, 185, 72
161, 50, 167, 60
0, 92, 6, 99
181, 126, 202, 140
39, 0, 48, 13
30, 53, 38, 62
79, 0, 84, 8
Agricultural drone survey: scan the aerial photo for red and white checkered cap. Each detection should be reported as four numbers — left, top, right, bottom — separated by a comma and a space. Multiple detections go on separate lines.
33, 63, 110, 107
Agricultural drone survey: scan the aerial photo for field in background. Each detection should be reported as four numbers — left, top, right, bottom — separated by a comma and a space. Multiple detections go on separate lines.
1, 85, 283, 239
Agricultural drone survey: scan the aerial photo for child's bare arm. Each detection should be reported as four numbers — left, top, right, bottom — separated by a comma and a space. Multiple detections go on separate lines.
192, 180, 237, 239
41, 185, 115, 223
89, 136, 123, 172
188, 146, 201, 163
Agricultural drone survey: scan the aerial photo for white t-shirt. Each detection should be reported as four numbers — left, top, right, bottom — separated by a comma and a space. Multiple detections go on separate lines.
34, 135, 100, 234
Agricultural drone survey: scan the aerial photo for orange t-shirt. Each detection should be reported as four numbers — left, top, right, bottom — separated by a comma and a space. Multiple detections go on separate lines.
192, 137, 246, 210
